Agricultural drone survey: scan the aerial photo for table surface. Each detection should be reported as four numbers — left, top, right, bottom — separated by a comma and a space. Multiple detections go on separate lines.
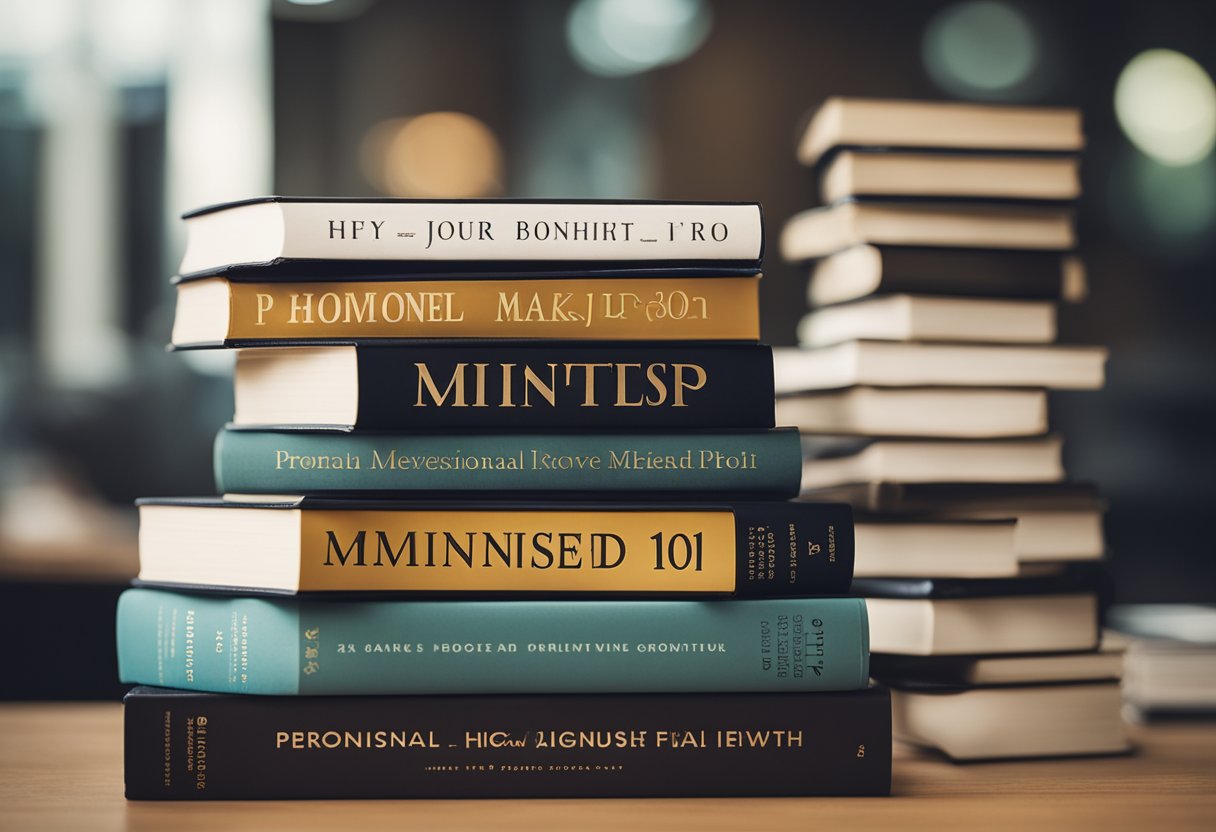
0, 703, 1213, 832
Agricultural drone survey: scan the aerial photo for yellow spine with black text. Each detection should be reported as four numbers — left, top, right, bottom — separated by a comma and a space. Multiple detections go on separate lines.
299, 509, 737, 592
174, 276, 761, 344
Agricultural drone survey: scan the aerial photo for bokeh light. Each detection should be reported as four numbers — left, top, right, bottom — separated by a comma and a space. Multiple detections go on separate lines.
566, 0, 712, 77
360, 112, 503, 198
922, 1, 1039, 100
1109, 151, 1216, 258
1115, 49, 1216, 166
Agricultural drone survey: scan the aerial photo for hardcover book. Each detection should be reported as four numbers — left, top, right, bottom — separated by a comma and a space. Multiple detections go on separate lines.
171, 274, 761, 346
124, 686, 892, 799
214, 427, 803, 498
780, 199, 1075, 262
806, 245, 1086, 307
796, 98, 1084, 166
819, 150, 1081, 204
179, 198, 765, 276
853, 518, 1019, 579
799, 437, 1065, 490
135, 498, 854, 596
774, 341, 1106, 391
859, 568, 1103, 656
869, 643, 1125, 687
794, 296, 1057, 348
801, 482, 1105, 561
232, 343, 777, 430
775, 386, 1048, 439
115, 589, 872, 695
889, 682, 1127, 761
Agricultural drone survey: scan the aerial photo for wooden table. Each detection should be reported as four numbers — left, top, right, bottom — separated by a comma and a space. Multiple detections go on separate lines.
1, 703, 1213, 832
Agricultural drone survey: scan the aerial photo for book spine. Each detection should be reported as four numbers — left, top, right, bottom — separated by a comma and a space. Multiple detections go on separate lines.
351, 344, 776, 430
124, 687, 891, 799
116, 590, 870, 696
213, 429, 803, 497
139, 501, 853, 596
209, 276, 759, 343
279, 202, 763, 263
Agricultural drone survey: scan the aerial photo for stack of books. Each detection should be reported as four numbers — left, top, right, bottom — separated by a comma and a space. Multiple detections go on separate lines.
115, 197, 891, 799
777, 99, 1130, 761
1109, 604, 1216, 720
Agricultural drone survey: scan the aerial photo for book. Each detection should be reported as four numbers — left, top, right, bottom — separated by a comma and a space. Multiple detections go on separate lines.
134, 498, 855, 596
859, 569, 1101, 655
780, 200, 1075, 262
775, 387, 1048, 438
1109, 604, 1216, 715
232, 344, 777, 430
178, 198, 765, 276
214, 428, 803, 498
171, 274, 761, 347
796, 98, 1084, 166
801, 482, 1105, 561
799, 438, 1065, 490
819, 150, 1081, 203
802, 481, 1103, 514
115, 588, 872, 695
794, 296, 1057, 348
854, 518, 1019, 578
774, 342, 1106, 391
807, 245, 1087, 307
865, 594, 1099, 655
890, 682, 1128, 761
123, 685, 892, 799
870, 643, 1125, 687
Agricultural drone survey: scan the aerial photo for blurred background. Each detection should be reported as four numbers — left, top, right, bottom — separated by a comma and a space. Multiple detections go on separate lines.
1, 0, 1213, 698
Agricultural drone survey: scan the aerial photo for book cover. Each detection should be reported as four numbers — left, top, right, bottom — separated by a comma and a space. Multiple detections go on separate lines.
213, 427, 803, 498
232, 343, 778, 430
115, 589, 871, 695
179, 198, 764, 276
123, 686, 892, 799
172, 275, 761, 346
135, 498, 855, 596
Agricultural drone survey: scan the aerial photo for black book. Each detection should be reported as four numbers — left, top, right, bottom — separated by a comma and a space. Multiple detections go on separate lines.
232, 342, 776, 430
802, 481, 1103, 515
124, 686, 892, 799
861, 567, 1103, 657
806, 245, 1086, 307
853, 562, 1103, 600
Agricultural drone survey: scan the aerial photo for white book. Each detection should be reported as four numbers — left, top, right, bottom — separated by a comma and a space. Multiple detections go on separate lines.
795, 296, 1056, 348
780, 200, 1075, 262
854, 520, 1020, 579
179, 197, 764, 275
776, 387, 1048, 438
820, 151, 1081, 203
800, 437, 1065, 490
797, 98, 1084, 166
891, 683, 1128, 761
865, 593, 1099, 655
774, 341, 1105, 390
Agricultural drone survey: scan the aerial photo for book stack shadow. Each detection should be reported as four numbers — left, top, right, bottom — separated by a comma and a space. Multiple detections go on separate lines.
777, 99, 1130, 761
116, 197, 890, 799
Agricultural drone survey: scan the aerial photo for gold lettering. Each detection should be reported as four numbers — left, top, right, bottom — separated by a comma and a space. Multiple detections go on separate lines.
255, 293, 273, 325
414, 363, 467, 407
673, 363, 707, 406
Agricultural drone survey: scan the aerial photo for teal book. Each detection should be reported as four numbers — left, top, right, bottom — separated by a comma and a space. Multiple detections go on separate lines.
116, 589, 870, 696
214, 427, 802, 497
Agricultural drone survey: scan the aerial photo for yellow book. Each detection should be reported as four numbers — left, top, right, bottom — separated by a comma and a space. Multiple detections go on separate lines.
135, 499, 854, 596
171, 275, 760, 345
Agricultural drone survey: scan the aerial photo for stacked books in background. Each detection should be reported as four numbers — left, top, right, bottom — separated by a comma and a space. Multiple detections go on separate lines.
115, 197, 890, 799
1109, 604, 1216, 720
777, 99, 1129, 761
